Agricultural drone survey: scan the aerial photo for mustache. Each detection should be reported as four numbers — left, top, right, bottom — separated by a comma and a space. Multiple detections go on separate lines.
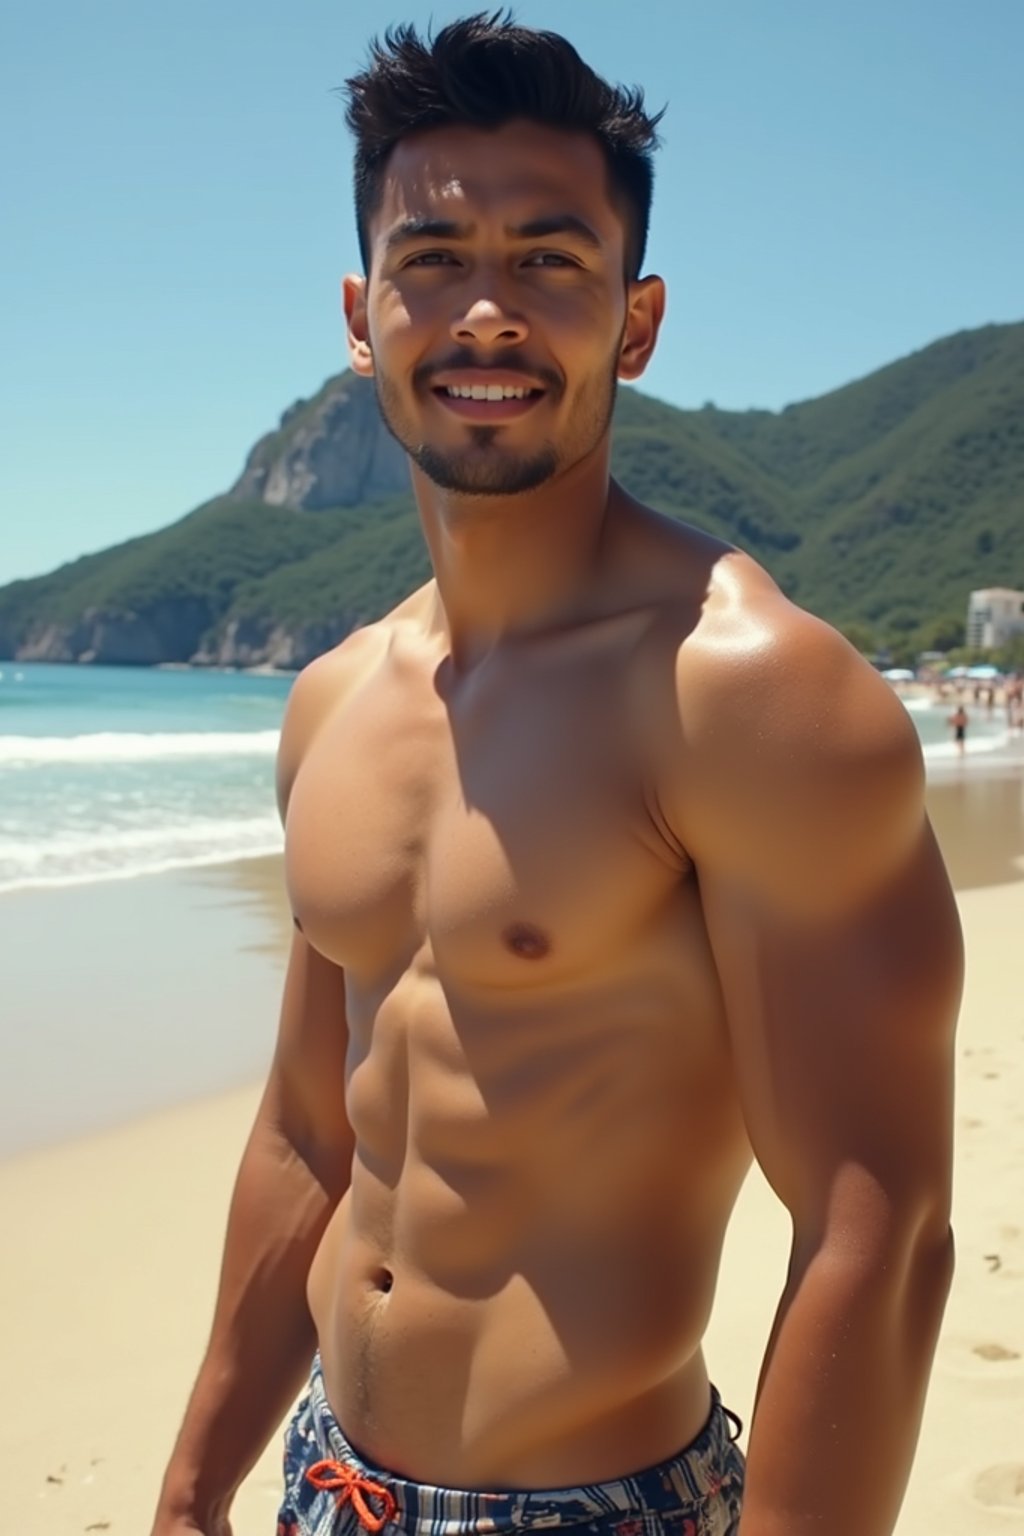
414, 355, 560, 391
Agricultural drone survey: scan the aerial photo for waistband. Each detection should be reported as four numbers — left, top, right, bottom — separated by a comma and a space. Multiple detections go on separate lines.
288, 1351, 743, 1536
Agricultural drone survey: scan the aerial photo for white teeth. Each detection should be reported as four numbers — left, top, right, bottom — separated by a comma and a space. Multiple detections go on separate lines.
445, 385, 529, 400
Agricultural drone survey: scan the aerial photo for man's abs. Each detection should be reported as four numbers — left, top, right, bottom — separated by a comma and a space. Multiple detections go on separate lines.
302, 954, 751, 1489
308, 1204, 737, 1491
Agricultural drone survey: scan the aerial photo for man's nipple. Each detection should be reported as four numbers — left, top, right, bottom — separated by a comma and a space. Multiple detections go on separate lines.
502, 921, 551, 961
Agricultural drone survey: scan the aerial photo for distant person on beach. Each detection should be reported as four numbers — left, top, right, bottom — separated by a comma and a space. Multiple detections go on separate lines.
152, 16, 962, 1536
1007, 679, 1024, 732
948, 704, 969, 755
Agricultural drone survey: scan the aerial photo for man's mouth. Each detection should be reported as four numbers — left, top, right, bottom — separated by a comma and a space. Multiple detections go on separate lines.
430, 379, 547, 421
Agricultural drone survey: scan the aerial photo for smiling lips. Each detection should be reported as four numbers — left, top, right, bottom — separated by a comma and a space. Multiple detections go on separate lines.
431, 371, 548, 422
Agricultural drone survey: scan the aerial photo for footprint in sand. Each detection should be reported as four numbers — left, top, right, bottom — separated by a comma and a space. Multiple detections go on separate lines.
972, 1463, 1024, 1513
973, 1342, 1021, 1362
939, 1335, 1024, 1379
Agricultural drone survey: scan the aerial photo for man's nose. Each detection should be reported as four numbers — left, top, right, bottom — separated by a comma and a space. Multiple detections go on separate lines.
451, 295, 528, 348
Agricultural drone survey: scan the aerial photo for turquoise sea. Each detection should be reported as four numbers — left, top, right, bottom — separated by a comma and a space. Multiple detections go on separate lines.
0, 661, 1012, 896
0, 662, 291, 894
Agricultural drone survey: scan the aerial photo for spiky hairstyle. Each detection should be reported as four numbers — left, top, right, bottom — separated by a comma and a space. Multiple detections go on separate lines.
341, 10, 665, 280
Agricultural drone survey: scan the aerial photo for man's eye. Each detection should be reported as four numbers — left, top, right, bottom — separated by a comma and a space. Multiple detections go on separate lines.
404, 251, 576, 269
405, 251, 456, 267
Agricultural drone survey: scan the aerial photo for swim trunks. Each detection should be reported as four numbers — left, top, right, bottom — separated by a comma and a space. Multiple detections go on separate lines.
276, 1352, 745, 1536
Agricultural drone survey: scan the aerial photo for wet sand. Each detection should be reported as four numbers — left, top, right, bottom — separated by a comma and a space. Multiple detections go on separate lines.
927, 768, 1024, 889
0, 861, 290, 1159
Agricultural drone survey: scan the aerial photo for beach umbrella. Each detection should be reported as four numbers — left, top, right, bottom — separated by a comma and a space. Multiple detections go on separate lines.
881, 667, 915, 682
945, 666, 970, 678
965, 664, 1002, 680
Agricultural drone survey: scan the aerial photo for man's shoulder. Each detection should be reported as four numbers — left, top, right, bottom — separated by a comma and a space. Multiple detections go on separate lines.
623, 517, 892, 761
274, 589, 433, 823
643, 547, 927, 911
627, 526, 849, 718
666, 547, 907, 753
285, 622, 388, 722
284, 581, 436, 719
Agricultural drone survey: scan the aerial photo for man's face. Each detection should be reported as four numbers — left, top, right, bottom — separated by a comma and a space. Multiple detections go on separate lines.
345, 120, 659, 497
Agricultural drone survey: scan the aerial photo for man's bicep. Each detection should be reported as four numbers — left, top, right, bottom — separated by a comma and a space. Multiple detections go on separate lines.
698, 825, 962, 1239
263, 926, 354, 1186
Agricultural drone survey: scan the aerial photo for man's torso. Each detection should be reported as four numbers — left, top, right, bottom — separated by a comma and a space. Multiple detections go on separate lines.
285, 506, 755, 1488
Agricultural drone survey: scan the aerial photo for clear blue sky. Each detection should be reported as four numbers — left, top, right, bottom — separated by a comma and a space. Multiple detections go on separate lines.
2, 0, 1021, 585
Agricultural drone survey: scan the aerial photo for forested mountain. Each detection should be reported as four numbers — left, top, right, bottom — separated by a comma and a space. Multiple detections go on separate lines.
1, 321, 1021, 668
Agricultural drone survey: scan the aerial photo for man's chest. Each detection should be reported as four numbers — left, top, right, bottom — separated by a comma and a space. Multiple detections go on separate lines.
284, 647, 688, 988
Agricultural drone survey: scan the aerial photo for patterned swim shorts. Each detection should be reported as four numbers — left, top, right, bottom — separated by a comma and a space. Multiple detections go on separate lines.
276, 1353, 744, 1536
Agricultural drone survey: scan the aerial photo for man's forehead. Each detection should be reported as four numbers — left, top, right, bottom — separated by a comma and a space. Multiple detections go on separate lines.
375, 122, 617, 235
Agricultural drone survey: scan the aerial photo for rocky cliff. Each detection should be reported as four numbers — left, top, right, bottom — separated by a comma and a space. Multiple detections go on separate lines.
231, 374, 408, 511
12, 598, 215, 666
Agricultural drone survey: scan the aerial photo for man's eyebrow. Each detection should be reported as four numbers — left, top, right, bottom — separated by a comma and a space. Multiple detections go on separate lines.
383, 218, 465, 251
510, 215, 603, 250
383, 213, 604, 253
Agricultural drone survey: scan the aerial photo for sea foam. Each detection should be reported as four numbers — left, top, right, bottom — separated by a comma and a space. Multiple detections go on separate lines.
0, 813, 284, 894
0, 730, 280, 766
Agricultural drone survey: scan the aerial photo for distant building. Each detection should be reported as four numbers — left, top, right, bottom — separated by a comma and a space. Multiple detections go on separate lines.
966, 587, 1024, 649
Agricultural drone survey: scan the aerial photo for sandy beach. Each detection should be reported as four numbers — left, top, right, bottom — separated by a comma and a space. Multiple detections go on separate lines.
1, 763, 1022, 1533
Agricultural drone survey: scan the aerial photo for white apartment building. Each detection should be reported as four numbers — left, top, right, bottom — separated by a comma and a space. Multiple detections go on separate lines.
966, 587, 1024, 649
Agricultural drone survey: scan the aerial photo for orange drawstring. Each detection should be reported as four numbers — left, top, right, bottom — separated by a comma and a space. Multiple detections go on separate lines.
306, 1458, 398, 1532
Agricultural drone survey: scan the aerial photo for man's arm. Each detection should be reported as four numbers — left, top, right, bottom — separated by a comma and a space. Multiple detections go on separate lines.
663, 583, 961, 1536
152, 648, 363, 1534
153, 931, 353, 1533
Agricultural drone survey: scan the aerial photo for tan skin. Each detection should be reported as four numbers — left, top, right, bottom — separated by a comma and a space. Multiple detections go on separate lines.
153, 121, 961, 1536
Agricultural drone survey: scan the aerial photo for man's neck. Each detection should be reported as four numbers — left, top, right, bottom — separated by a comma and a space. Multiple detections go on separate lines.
412, 452, 622, 672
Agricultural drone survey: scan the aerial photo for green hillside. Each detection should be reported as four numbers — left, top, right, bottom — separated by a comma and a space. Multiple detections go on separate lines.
701, 322, 1024, 630
1, 320, 1022, 668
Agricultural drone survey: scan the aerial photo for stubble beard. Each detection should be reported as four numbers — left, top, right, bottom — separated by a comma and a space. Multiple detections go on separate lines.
372, 354, 621, 497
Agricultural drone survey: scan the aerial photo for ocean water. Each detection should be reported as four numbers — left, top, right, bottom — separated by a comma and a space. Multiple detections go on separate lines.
0, 662, 1011, 896
0, 663, 291, 894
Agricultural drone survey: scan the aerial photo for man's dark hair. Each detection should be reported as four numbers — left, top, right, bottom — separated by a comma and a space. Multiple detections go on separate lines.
341, 10, 665, 282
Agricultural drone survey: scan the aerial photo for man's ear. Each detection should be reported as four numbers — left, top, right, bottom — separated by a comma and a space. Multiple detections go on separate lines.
342, 274, 373, 378
617, 273, 666, 382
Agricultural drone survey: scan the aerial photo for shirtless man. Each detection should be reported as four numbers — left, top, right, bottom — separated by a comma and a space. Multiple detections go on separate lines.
152, 16, 961, 1536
